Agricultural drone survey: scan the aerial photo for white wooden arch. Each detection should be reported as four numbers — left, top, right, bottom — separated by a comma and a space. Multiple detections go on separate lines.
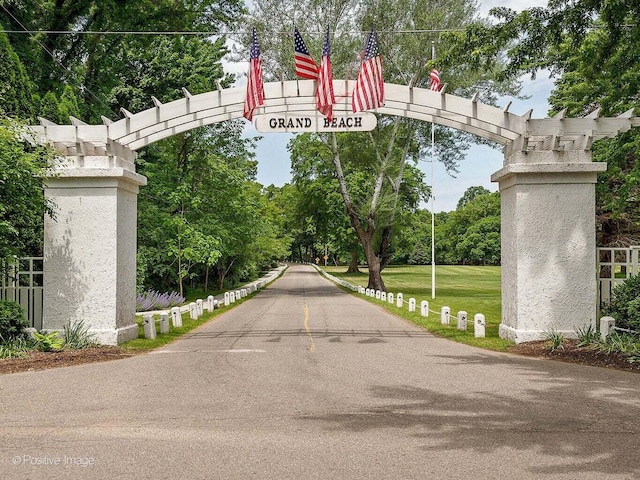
33, 80, 640, 345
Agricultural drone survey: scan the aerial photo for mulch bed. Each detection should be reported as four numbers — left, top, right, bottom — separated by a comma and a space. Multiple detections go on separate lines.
509, 340, 640, 373
1, 340, 638, 374
0, 347, 141, 375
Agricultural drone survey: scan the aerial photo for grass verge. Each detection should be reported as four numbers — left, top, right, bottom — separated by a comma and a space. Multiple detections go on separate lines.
321, 264, 512, 352
122, 267, 287, 351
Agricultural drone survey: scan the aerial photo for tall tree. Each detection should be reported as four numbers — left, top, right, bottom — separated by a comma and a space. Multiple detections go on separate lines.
440, 1, 640, 246
244, 0, 516, 290
0, 118, 56, 260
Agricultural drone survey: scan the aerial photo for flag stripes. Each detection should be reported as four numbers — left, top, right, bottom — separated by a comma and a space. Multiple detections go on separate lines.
316, 26, 335, 121
294, 27, 319, 80
352, 28, 384, 113
243, 27, 264, 121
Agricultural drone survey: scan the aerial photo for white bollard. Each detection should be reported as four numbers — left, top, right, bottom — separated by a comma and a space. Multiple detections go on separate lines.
600, 316, 616, 341
370, 289, 376, 298
409, 298, 416, 312
420, 301, 429, 317
441, 306, 450, 325
224, 292, 230, 307
360, 287, 366, 294
396, 293, 403, 308
457, 311, 468, 330
143, 313, 156, 339
474, 313, 486, 338
230, 291, 236, 303
381, 292, 387, 302
170, 307, 182, 328
160, 312, 170, 334
206, 295, 215, 312
196, 299, 204, 316
241, 288, 247, 298
375, 290, 381, 300
235, 290, 242, 300
365, 288, 371, 296
388, 293, 394, 305
189, 302, 198, 320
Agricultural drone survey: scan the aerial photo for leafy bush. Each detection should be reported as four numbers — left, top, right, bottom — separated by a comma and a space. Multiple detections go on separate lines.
32, 331, 64, 352
603, 274, 640, 331
0, 300, 29, 340
136, 290, 185, 312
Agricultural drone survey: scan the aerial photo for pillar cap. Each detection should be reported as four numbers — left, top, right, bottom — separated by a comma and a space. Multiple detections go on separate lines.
491, 162, 607, 184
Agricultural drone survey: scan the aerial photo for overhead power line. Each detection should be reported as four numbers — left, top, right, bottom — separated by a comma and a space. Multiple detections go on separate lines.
2, 28, 466, 36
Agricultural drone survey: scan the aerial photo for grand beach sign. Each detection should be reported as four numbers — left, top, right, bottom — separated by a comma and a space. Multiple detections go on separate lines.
254, 111, 377, 133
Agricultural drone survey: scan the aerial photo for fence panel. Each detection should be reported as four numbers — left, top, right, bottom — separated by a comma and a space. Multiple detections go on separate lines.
1, 257, 44, 330
597, 247, 640, 308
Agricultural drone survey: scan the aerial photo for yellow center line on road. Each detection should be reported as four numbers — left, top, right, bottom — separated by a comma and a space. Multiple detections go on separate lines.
303, 304, 315, 353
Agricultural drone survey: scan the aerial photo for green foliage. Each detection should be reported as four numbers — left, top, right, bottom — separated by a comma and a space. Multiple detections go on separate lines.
602, 275, 640, 331
32, 331, 64, 352
575, 324, 599, 347
0, 29, 34, 119
596, 333, 640, 363
0, 119, 56, 259
62, 321, 98, 350
0, 300, 28, 340
544, 329, 565, 352
440, 3, 640, 246
1, 0, 245, 121
437, 189, 501, 265
0, 336, 34, 359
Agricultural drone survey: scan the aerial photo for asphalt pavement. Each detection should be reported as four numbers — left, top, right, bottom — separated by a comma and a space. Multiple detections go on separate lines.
1, 264, 639, 479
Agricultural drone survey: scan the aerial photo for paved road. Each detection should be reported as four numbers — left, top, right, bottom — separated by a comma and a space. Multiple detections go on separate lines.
1, 264, 639, 479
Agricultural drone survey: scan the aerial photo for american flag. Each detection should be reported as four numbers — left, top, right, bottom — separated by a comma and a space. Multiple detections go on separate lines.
316, 26, 335, 121
243, 27, 264, 121
429, 69, 442, 91
352, 27, 384, 113
294, 27, 318, 80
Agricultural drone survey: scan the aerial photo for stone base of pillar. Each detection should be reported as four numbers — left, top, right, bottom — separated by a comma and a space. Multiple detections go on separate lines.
499, 324, 577, 344
44, 324, 139, 346
88, 324, 139, 345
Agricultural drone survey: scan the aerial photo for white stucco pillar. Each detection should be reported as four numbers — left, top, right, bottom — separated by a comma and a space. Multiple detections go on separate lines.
491, 150, 607, 343
43, 161, 147, 345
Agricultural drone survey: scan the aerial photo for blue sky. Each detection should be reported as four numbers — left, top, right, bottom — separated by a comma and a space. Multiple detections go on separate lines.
231, 0, 552, 212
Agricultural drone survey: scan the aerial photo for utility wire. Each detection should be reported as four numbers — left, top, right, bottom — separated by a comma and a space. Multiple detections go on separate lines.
1, 4, 121, 121
2, 28, 466, 36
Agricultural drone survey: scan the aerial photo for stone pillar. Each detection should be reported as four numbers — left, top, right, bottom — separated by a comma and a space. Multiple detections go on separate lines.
43, 162, 147, 345
491, 150, 606, 343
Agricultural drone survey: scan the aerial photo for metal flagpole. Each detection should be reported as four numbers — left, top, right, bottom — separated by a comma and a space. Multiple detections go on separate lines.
431, 41, 436, 300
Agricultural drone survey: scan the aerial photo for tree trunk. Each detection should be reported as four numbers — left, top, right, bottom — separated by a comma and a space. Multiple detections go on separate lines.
346, 250, 360, 273
362, 236, 386, 291
378, 225, 393, 271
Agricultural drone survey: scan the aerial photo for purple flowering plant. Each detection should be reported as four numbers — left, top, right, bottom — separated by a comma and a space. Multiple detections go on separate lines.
136, 290, 185, 312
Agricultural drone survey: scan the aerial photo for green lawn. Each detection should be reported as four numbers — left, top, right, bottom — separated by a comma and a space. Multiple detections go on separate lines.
322, 264, 512, 351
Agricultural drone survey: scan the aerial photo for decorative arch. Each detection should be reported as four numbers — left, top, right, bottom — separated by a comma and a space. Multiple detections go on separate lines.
31, 80, 640, 344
